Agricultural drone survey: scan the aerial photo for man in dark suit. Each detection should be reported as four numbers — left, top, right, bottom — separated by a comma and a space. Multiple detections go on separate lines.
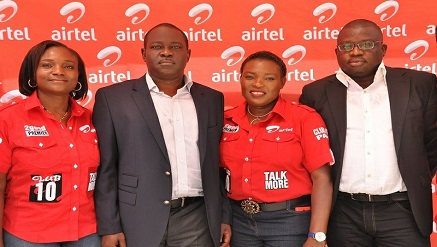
299, 19, 437, 247
92, 23, 232, 247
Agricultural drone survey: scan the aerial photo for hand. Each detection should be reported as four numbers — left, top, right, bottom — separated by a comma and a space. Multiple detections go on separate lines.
102, 233, 127, 247
220, 223, 232, 247
302, 238, 326, 247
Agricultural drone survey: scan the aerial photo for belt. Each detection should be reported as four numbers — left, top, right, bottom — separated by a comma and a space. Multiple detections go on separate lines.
232, 195, 311, 214
338, 191, 409, 202
170, 196, 203, 208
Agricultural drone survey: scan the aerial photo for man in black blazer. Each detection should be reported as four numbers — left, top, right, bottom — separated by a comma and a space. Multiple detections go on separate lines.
300, 19, 437, 247
92, 23, 232, 247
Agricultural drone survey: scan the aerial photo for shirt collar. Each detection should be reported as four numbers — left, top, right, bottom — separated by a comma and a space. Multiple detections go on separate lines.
24, 91, 85, 117
145, 73, 193, 93
336, 61, 387, 87
227, 97, 288, 123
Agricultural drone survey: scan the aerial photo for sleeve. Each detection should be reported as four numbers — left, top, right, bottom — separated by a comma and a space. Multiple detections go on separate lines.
218, 93, 232, 225
424, 73, 437, 176
92, 89, 124, 235
0, 113, 11, 173
300, 111, 334, 173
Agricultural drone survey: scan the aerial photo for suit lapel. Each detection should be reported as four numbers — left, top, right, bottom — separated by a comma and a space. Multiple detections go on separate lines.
190, 83, 208, 167
386, 68, 409, 154
131, 77, 170, 162
326, 78, 347, 156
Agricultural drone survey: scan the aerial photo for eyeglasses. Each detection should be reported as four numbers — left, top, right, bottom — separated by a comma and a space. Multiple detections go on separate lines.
337, 41, 383, 52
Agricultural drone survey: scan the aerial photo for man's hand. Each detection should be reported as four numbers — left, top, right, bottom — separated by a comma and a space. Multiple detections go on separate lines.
220, 223, 231, 247
102, 233, 127, 247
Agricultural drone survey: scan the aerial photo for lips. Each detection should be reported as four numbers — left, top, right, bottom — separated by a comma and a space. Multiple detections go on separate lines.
159, 59, 174, 65
250, 91, 265, 97
348, 59, 366, 66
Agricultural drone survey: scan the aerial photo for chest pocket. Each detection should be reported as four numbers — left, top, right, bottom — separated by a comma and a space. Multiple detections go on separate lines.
261, 132, 299, 162
24, 137, 62, 168
79, 133, 100, 164
220, 132, 240, 163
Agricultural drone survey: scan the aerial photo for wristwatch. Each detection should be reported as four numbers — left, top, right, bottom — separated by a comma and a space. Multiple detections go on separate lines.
308, 232, 326, 242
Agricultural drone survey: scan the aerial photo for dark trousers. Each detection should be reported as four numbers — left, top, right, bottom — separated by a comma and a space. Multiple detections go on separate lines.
159, 198, 214, 247
327, 196, 430, 247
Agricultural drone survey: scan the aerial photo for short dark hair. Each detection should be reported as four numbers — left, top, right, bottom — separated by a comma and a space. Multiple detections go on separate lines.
240, 51, 287, 78
143, 23, 189, 49
18, 40, 88, 100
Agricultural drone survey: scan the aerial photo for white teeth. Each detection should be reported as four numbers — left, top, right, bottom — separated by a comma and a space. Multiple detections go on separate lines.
252, 92, 264, 95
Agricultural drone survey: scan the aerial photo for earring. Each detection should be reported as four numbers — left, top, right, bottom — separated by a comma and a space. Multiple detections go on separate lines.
28, 79, 37, 88
74, 82, 82, 92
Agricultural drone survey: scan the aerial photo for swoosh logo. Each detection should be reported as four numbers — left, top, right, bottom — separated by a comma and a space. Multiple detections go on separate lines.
221, 46, 245, 66
60, 2, 86, 24
282, 45, 306, 65
313, 3, 337, 23
97, 46, 122, 67
0, 0, 18, 22
125, 3, 150, 24
189, 3, 213, 25
404, 40, 429, 60
374, 1, 399, 21
251, 3, 275, 24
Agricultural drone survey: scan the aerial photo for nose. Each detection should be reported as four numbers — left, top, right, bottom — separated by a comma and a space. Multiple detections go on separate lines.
252, 78, 263, 87
350, 45, 364, 55
52, 65, 65, 74
160, 46, 173, 56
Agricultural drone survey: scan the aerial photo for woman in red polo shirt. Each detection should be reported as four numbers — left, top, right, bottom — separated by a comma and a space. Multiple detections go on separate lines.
0, 40, 100, 246
220, 51, 333, 247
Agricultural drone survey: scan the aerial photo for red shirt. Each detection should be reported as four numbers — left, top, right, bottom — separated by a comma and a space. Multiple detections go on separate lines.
220, 97, 333, 203
0, 92, 99, 243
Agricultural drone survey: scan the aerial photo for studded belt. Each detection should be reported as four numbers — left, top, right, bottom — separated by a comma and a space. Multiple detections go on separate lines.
232, 195, 311, 214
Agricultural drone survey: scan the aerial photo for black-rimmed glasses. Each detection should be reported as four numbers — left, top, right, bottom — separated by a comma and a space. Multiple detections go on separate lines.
337, 41, 383, 52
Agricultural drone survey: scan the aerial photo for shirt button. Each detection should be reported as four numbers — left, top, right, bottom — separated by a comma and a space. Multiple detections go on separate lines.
163, 200, 171, 205
39, 142, 44, 147
73, 184, 78, 190
73, 164, 78, 169
276, 137, 280, 141
249, 138, 253, 142
95, 139, 98, 143
223, 137, 227, 141
244, 178, 249, 183
72, 206, 77, 211
165, 171, 171, 176
69, 143, 74, 148
69, 126, 72, 130
244, 157, 249, 161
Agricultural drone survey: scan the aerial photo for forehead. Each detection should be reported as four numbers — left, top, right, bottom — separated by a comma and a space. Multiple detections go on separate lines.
243, 59, 280, 73
41, 46, 77, 61
337, 26, 381, 43
146, 26, 186, 44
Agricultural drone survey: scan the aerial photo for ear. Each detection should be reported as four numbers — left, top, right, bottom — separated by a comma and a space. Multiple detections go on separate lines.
141, 48, 147, 62
381, 44, 388, 57
280, 77, 286, 89
187, 49, 191, 62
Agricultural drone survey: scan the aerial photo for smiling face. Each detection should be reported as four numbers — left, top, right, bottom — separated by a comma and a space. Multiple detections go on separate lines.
141, 25, 191, 82
240, 58, 286, 111
35, 46, 79, 98
335, 21, 387, 84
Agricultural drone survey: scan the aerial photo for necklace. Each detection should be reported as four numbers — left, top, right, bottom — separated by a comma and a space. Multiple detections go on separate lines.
43, 106, 69, 122
247, 106, 272, 125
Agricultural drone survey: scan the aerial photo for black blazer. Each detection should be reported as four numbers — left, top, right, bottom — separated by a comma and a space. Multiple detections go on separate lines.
299, 67, 437, 236
92, 75, 231, 247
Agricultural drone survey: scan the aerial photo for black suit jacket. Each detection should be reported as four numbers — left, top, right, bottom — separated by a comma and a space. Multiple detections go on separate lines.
92, 75, 231, 247
299, 67, 437, 236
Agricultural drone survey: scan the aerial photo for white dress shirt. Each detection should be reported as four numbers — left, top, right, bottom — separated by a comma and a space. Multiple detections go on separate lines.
146, 73, 203, 199
336, 62, 407, 194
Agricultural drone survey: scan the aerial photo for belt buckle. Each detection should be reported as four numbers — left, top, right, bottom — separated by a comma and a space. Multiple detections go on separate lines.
241, 199, 260, 214
350, 193, 357, 201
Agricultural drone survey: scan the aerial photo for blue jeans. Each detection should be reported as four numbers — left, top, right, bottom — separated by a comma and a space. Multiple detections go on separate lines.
3, 230, 101, 247
231, 203, 311, 247
327, 197, 430, 247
